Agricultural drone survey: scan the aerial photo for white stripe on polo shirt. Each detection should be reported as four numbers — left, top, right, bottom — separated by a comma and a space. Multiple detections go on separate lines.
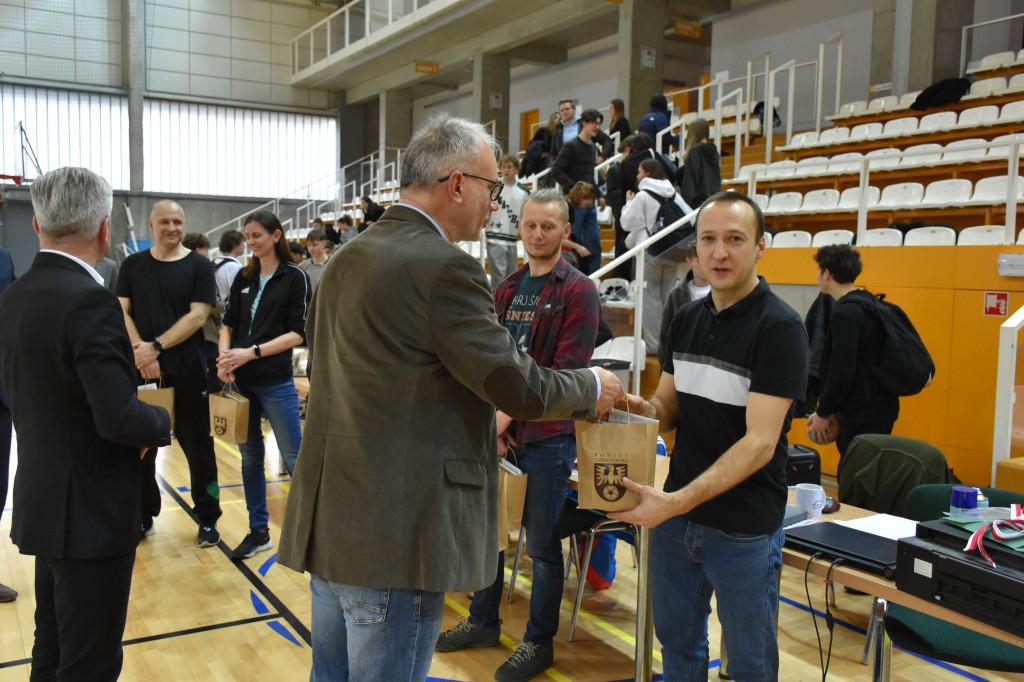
673, 354, 751, 408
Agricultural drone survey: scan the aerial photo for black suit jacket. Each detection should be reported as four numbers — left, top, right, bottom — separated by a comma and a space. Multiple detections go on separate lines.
0, 252, 170, 559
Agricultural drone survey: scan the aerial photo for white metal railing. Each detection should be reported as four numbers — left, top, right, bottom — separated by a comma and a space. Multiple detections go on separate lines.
745, 52, 771, 146
589, 209, 698, 394
960, 12, 1024, 77
746, 135, 1024, 244
764, 59, 820, 165
992, 302, 1024, 485
815, 33, 844, 135
714, 88, 746, 181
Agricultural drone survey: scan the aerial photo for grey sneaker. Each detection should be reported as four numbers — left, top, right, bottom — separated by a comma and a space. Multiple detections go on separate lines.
196, 524, 220, 548
435, 617, 501, 652
231, 529, 273, 559
495, 641, 554, 682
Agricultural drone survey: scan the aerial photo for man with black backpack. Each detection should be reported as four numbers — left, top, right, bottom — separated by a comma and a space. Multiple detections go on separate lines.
808, 245, 908, 456
620, 158, 692, 356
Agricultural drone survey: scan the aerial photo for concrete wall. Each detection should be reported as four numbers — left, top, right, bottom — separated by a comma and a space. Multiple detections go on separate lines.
0, 1, 123, 87
970, 0, 1024, 63
145, 0, 332, 109
709, 0, 874, 131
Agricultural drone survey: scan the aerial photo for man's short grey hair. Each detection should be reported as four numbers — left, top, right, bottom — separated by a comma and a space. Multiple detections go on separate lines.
400, 113, 501, 191
30, 167, 112, 240
523, 189, 569, 225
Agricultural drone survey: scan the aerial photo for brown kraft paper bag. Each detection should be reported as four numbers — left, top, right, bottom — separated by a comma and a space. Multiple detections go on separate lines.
575, 409, 658, 511
138, 381, 174, 430
209, 387, 250, 444
497, 455, 528, 552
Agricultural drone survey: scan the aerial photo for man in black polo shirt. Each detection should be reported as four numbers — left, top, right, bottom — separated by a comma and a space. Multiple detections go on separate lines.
118, 200, 223, 549
612, 191, 808, 681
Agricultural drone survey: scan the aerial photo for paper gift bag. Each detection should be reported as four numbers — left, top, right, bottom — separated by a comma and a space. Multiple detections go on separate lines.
575, 409, 658, 511
209, 388, 250, 444
138, 381, 174, 430
497, 456, 528, 552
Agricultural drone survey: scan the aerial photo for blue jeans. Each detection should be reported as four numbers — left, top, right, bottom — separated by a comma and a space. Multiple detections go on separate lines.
571, 205, 600, 274
309, 574, 445, 682
650, 516, 783, 682
469, 434, 575, 647
235, 379, 302, 530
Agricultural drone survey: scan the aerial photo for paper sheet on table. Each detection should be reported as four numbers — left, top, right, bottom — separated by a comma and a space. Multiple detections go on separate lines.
835, 513, 918, 541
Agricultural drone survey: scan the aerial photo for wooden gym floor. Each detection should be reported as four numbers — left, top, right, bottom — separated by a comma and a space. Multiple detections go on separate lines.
0, 429, 1020, 681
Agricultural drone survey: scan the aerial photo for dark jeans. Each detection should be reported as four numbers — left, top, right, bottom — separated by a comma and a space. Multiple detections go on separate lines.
469, 434, 575, 647
836, 418, 896, 457
0, 386, 10, 512
31, 550, 136, 682
139, 374, 221, 526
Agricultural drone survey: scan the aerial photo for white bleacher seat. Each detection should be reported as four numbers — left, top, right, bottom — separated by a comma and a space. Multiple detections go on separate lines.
1018, 228, 1024, 245
817, 127, 850, 145
748, 117, 762, 134
970, 175, 1024, 203
968, 51, 1015, 73
700, 108, 714, 120
897, 91, 921, 109
865, 148, 901, 169
999, 100, 1024, 122
1017, 48, 1024, 63
763, 232, 773, 248
903, 226, 957, 246
753, 194, 769, 211
862, 228, 903, 246
800, 189, 840, 212
986, 134, 1015, 158
771, 230, 812, 248
835, 100, 867, 118
900, 143, 943, 166
882, 117, 918, 137
963, 77, 1008, 100
720, 104, 737, 118
811, 229, 854, 247
1002, 73, 1024, 95
918, 111, 958, 132
789, 131, 819, 147
828, 152, 864, 174
941, 138, 988, 163
837, 185, 881, 209
921, 178, 972, 207
764, 191, 803, 214
868, 96, 898, 112
850, 122, 884, 140
877, 182, 924, 209
720, 122, 738, 137
957, 105, 999, 128
599, 277, 630, 297
737, 163, 766, 181
762, 160, 797, 179
681, 112, 699, 125
596, 205, 613, 224
958, 225, 1009, 245
795, 156, 830, 175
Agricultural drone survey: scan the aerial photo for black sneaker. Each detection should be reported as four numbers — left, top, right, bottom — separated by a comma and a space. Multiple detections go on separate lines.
494, 641, 554, 682
435, 617, 501, 652
231, 529, 273, 559
196, 524, 220, 548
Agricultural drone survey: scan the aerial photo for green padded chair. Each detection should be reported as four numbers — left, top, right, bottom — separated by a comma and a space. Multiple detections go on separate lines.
883, 483, 1024, 672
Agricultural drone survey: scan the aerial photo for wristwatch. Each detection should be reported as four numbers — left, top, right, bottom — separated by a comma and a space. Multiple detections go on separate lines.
151, 339, 164, 354
252, 344, 262, 359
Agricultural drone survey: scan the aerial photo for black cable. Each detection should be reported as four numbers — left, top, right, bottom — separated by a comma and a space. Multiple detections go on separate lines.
803, 552, 826, 678
821, 558, 845, 681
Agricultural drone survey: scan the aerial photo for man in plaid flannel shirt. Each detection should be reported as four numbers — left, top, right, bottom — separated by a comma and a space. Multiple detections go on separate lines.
435, 189, 600, 682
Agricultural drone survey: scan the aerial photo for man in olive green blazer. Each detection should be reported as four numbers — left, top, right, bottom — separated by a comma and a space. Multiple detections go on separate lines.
277, 114, 622, 681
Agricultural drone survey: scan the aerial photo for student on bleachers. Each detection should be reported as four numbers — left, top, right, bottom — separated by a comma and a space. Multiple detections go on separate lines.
675, 118, 721, 208
605, 135, 634, 280
638, 93, 678, 155
521, 112, 559, 181
620, 159, 692, 357
807, 245, 899, 457
484, 154, 531, 287
218, 209, 310, 560
359, 196, 385, 232
607, 98, 631, 141
620, 132, 676, 201
563, 181, 601, 275
298, 228, 330, 290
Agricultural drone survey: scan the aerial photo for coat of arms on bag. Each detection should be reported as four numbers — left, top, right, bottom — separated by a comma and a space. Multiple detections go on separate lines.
594, 463, 627, 502
213, 415, 227, 436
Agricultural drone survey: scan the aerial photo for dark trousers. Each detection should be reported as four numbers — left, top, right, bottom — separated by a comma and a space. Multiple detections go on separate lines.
836, 418, 896, 458
205, 341, 224, 395
139, 374, 221, 526
31, 550, 135, 682
0, 386, 11, 512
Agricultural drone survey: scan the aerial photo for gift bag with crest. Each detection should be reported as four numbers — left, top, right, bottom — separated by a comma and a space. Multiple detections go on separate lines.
138, 380, 174, 430
209, 386, 250, 444
497, 453, 528, 552
575, 408, 658, 511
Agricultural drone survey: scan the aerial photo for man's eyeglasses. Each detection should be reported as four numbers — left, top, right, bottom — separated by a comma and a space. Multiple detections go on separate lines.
438, 172, 503, 202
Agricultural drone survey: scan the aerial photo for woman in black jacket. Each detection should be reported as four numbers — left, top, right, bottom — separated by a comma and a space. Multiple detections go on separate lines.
218, 209, 311, 559
675, 118, 722, 208
359, 196, 385, 232
607, 98, 631, 142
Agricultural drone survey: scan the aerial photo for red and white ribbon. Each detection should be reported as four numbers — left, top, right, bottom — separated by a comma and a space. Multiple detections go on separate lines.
963, 519, 1024, 568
